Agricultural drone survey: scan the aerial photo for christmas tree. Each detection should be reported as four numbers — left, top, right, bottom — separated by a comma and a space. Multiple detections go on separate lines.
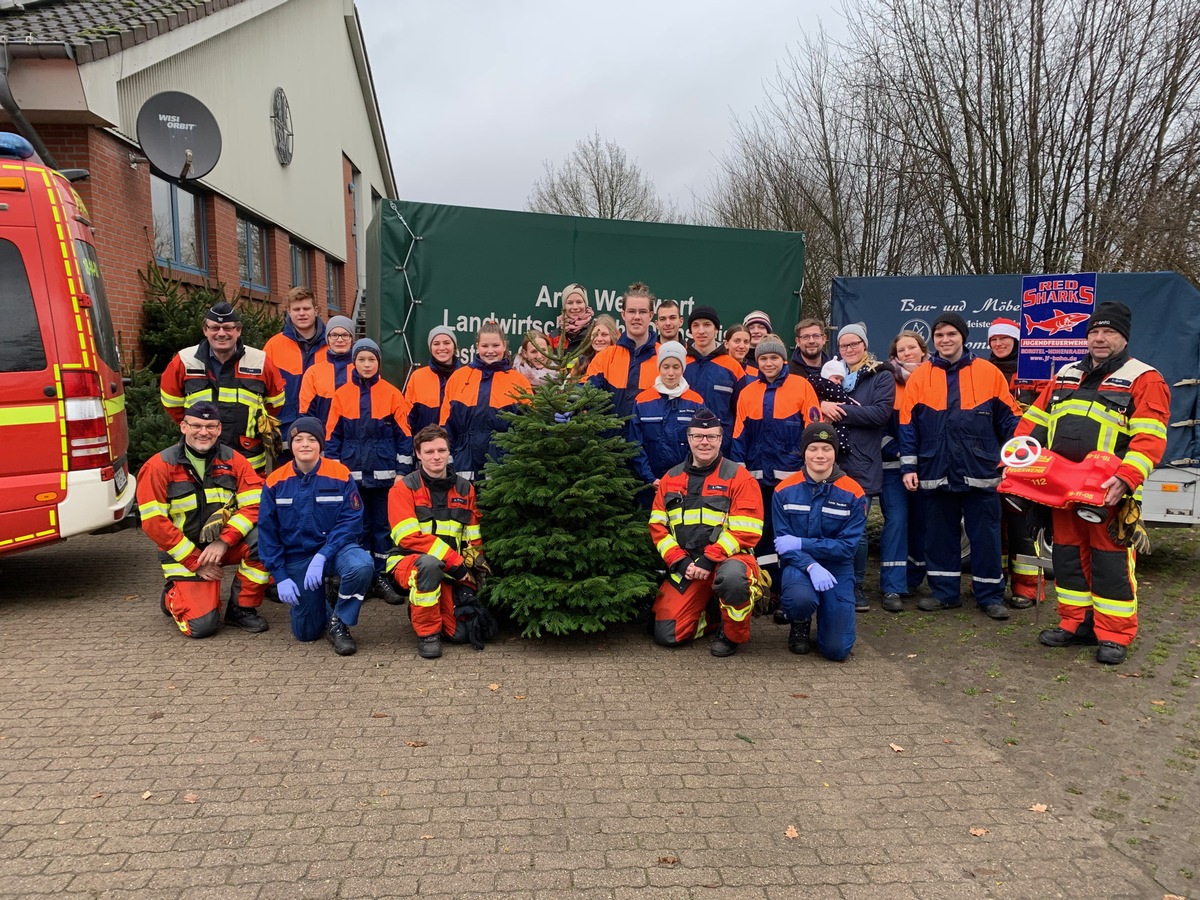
479, 354, 659, 638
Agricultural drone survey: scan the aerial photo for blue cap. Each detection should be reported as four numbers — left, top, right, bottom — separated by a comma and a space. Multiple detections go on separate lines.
288, 416, 325, 449
184, 401, 221, 421
351, 338, 381, 361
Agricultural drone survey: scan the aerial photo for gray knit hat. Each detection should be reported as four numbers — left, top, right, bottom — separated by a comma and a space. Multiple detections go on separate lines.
427, 325, 458, 348
837, 323, 868, 348
657, 341, 687, 367
754, 333, 788, 360
351, 338, 381, 361
326, 315, 355, 336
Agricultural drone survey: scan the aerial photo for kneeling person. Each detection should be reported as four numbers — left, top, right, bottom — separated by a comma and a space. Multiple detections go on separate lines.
773, 424, 868, 661
136, 401, 269, 638
649, 408, 764, 656
386, 425, 484, 660
258, 418, 374, 655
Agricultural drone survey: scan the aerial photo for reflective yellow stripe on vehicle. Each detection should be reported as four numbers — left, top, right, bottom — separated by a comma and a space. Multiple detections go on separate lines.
0, 404, 57, 426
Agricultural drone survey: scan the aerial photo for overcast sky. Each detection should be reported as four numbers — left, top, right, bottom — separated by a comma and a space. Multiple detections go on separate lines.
355, 1, 845, 213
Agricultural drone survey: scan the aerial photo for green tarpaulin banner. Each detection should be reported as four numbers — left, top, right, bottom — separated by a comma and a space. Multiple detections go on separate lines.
368, 201, 805, 384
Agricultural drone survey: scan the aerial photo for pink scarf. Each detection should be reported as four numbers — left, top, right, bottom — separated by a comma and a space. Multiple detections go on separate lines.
558, 307, 595, 341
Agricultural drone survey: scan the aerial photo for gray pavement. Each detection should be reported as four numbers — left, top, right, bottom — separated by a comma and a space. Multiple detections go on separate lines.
0, 529, 1171, 898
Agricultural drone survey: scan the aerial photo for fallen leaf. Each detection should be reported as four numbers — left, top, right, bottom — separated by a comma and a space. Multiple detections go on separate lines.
165, 684, 176, 690
141, 791, 152, 800
790, 693, 808, 699
419, 834, 433, 840
123, 594, 139, 601
147, 712, 164, 721
488, 684, 500, 691
1029, 803, 1048, 813
906, 653, 918, 659
943, 739, 954, 744
1151, 700, 1166, 706
969, 827, 988, 837
248, 736, 263, 743
405, 740, 427, 748
1165, 894, 1187, 899
182, 792, 199, 803
1117, 671, 1141, 678
370, 712, 390, 718
514, 695, 526, 700
657, 856, 679, 865
889, 743, 905, 753
785, 825, 799, 839
735, 732, 754, 744
91, 792, 103, 799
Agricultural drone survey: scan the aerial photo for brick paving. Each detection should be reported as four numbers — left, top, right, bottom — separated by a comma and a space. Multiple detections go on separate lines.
0, 530, 1168, 898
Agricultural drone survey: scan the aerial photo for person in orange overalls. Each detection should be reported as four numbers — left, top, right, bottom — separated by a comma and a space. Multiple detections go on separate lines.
649, 408, 764, 657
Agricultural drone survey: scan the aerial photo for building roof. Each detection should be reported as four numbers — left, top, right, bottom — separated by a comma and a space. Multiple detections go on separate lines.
0, 0, 251, 64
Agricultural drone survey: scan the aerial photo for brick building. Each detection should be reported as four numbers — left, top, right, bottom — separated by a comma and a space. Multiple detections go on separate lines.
0, 0, 395, 365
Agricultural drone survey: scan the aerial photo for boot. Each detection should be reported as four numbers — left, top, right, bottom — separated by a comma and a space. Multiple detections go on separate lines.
788, 619, 812, 654
326, 616, 357, 656
710, 628, 738, 657
417, 633, 442, 659
881, 593, 903, 613
1096, 641, 1128, 665
224, 600, 268, 633
373, 573, 403, 606
1039, 610, 1097, 647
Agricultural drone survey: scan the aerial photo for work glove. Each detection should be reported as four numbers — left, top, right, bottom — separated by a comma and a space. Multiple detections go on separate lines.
462, 544, 491, 578
304, 554, 328, 591
445, 562, 469, 582
199, 495, 238, 544
807, 562, 837, 592
554, 412, 572, 423
277, 578, 301, 606
1108, 496, 1151, 555
256, 409, 283, 464
774, 534, 804, 556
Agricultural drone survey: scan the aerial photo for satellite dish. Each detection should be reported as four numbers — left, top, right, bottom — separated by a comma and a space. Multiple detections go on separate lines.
135, 92, 222, 180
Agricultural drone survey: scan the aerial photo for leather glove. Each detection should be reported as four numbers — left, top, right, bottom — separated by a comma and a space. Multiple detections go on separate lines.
304, 554, 327, 591
554, 412, 572, 423
445, 562, 469, 582
277, 578, 301, 606
774, 534, 804, 556
807, 563, 837, 592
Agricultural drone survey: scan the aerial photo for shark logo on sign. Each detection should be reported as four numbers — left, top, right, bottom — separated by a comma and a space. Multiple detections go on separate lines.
1024, 309, 1091, 335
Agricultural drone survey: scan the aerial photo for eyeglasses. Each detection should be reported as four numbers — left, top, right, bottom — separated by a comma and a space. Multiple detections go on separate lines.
328, 331, 353, 340
183, 421, 221, 432
798, 332, 825, 341
687, 433, 721, 442
838, 339, 865, 350
206, 324, 240, 333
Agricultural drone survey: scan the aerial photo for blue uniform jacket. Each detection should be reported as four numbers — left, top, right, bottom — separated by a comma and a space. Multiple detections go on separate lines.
585, 329, 660, 420
266, 318, 327, 432
326, 372, 413, 489
772, 467, 868, 571
731, 371, 821, 486
684, 346, 744, 450
258, 457, 365, 578
627, 386, 706, 483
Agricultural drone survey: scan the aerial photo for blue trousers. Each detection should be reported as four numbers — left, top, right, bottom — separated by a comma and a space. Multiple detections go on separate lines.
852, 495, 876, 592
924, 489, 1004, 608
359, 485, 393, 575
878, 469, 926, 593
780, 560, 856, 661
284, 545, 374, 642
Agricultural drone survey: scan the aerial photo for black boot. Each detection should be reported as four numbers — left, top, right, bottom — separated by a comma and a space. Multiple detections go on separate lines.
788, 620, 812, 654
417, 633, 442, 659
373, 574, 403, 605
1039, 610, 1097, 647
710, 628, 738, 657
225, 600, 268, 633
327, 616, 357, 656
1096, 641, 1128, 665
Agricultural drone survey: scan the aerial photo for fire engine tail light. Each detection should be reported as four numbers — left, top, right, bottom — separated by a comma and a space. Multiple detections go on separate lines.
61, 370, 112, 468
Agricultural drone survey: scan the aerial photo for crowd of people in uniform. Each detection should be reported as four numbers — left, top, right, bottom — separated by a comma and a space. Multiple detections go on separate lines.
138, 281, 1170, 666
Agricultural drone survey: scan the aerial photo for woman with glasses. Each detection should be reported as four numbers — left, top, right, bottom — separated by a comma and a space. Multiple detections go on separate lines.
818, 324, 895, 613
299, 315, 358, 430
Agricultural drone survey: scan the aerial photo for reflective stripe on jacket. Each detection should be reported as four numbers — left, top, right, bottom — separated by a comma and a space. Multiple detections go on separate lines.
386, 469, 481, 571
628, 387, 706, 483
258, 457, 363, 577
263, 318, 327, 432
731, 372, 821, 485
772, 467, 867, 570
326, 372, 413, 488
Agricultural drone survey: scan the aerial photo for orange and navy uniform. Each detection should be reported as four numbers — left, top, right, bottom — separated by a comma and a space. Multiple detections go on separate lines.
386, 469, 482, 638
628, 386, 706, 483
584, 331, 660, 419
326, 374, 414, 487
298, 347, 354, 429
440, 359, 531, 481
684, 346, 745, 450
160, 340, 286, 472
263, 319, 327, 434
136, 442, 268, 636
405, 359, 462, 437
649, 456, 764, 646
731, 371, 821, 486
1015, 352, 1170, 645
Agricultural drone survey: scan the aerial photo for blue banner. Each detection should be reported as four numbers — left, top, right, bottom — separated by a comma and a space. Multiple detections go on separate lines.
1017, 272, 1096, 381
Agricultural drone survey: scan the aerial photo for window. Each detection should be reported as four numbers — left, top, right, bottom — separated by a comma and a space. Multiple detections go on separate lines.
0, 239, 46, 372
237, 214, 269, 290
150, 174, 206, 273
73, 241, 121, 371
326, 258, 342, 313
290, 241, 310, 288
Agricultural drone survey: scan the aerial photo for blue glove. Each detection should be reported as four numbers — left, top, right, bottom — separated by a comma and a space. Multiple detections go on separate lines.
277, 578, 301, 606
554, 412, 572, 423
807, 563, 837, 592
304, 554, 327, 591
774, 534, 804, 556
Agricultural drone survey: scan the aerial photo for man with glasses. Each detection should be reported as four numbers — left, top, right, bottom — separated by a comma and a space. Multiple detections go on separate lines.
264, 287, 328, 450
649, 408, 764, 656
161, 302, 286, 473
299, 315, 358, 429
789, 318, 831, 379
585, 281, 659, 420
137, 401, 270, 638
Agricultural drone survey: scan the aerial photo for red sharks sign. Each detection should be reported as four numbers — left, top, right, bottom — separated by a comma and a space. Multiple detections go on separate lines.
1023, 309, 1091, 335
1018, 272, 1097, 381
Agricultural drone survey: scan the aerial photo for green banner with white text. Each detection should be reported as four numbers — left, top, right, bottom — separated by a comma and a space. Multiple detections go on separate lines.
368, 201, 805, 385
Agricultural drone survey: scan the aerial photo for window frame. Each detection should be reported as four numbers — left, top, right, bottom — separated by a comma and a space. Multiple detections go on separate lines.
237, 213, 270, 292
325, 258, 342, 313
150, 174, 208, 275
289, 240, 311, 288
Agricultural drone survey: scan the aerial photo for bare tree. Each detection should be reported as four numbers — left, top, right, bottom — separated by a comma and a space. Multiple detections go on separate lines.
529, 131, 683, 223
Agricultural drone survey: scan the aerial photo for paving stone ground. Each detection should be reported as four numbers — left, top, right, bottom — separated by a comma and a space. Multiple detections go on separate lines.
0, 529, 1184, 898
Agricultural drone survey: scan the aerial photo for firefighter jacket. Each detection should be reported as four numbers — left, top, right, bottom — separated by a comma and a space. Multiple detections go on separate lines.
405, 359, 462, 437
649, 455, 763, 580
584, 330, 660, 420
298, 348, 353, 429
1016, 351, 1170, 492
440, 358, 531, 480
772, 466, 868, 570
628, 386, 706, 483
264, 318, 327, 433
257, 457, 364, 579
899, 351, 1022, 491
136, 442, 262, 580
386, 467, 482, 571
731, 371, 822, 486
160, 341, 286, 472
326, 371, 413, 488
684, 346, 745, 437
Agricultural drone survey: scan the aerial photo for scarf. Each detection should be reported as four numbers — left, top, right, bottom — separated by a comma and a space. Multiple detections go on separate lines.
558, 307, 595, 341
843, 353, 877, 393
889, 357, 923, 384
654, 375, 690, 400
989, 348, 1018, 381
429, 355, 459, 379
515, 357, 552, 388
